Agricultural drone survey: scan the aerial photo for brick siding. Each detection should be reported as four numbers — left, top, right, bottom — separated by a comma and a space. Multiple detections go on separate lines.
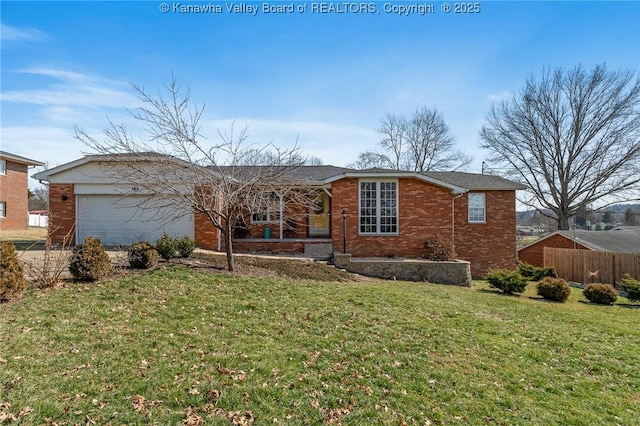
0, 160, 29, 229
232, 240, 307, 254
48, 183, 76, 244
454, 190, 519, 277
329, 179, 519, 277
194, 212, 219, 250
331, 178, 456, 259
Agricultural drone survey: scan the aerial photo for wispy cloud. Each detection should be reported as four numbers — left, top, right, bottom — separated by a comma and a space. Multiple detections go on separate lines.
0, 24, 48, 43
1, 68, 138, 116
1, 126, 80, 168
486, 91, 513, 103
201, 118, 378, 167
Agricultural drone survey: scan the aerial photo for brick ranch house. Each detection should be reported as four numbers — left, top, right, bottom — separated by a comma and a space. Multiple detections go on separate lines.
0, 151, 45, 230
34, 155, 526, 277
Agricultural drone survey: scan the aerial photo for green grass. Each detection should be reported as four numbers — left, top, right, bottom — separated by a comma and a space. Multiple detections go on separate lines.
1, 266, 639, 425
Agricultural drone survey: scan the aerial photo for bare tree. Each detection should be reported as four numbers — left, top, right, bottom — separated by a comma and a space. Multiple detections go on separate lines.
481, 64, 640, 230
350, 107, 471, 171
237, 148, 322, 166
28, 185, 49, 211
624, 207, 638, 226
75, 78, 306, 271
304, 155, 324, 166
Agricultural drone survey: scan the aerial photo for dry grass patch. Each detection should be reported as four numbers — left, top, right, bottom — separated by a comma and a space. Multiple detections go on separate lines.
0, 227, 47, 242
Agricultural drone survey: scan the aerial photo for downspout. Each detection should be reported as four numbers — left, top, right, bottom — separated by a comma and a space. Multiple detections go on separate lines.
452, 192, 465, 255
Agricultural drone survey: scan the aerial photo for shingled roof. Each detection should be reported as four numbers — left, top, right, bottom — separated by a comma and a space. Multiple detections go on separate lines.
324, 168, 525, 190
34, 153, 527, 192
215, 165, 353, 184
424, 172, 527, 191
554, 228, 640, 253
212, 165, 526, 191
0, 151, 44, 167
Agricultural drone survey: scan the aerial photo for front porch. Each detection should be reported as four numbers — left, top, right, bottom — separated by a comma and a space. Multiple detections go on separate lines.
232, 238, 333, 259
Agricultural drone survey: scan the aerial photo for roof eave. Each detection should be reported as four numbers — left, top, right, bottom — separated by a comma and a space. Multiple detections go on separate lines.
468, 185, 528, 191
323, 171, 467, 194
0, 151, 45, 167
32, 157, 92, 181
517, 230, 601, 252
33, 154, 218, 182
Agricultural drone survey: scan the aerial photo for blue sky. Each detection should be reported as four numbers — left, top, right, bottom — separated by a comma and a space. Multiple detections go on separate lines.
1, 0, 639, 183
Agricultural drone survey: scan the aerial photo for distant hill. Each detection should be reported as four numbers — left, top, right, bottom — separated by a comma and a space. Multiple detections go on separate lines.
605, 203, 640, 213
516, 203, 640, 227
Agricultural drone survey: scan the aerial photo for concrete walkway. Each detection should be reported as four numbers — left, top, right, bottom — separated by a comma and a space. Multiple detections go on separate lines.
17, 249, 125, 281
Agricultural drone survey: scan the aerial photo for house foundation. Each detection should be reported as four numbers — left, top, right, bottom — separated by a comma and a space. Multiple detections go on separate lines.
333, 253, 472, 286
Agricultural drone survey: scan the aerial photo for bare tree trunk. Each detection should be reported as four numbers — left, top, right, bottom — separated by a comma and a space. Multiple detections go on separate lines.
558, 214, 570, 231
224, 218, 235, 272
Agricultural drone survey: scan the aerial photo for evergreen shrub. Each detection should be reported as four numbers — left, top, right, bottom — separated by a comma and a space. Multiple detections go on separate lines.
485, 269, 528, 295
128, 241, 159, 269
69, 236, 113, 282
0, 241, 29, 302
583, 283, 618, 305
536, 277, 570, 302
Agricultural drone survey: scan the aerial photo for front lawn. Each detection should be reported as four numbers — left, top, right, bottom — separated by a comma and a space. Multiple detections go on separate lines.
0, 227, 47, 242
1, 267, 638, 424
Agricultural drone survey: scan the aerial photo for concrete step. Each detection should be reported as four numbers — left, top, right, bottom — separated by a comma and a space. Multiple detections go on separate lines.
304, 243, 333, 259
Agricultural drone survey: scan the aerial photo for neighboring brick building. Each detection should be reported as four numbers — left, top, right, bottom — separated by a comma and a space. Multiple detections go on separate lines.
35, 156, 526, 277
0, 151, 44, 230
518, 228, 640, 267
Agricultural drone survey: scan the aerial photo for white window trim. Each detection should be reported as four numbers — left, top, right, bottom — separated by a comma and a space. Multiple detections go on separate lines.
251, 193, 283, 224
0, 160, 6, 175
468, 192, 486, 224
358, 179, 399, 236
0, 201, 6, 218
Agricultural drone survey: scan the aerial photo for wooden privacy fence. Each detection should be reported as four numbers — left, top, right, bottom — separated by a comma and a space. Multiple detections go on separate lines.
544, 247, 640, 286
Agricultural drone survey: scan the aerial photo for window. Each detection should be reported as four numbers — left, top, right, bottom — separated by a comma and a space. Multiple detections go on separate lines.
251, 193, 281, 223
0, 201, 5, 218
468, 193, 486, 223
359, 181, 398, 234
0, 160, 6, 175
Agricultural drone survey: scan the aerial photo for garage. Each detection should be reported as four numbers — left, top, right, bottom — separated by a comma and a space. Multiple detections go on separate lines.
76, 195, 194, 246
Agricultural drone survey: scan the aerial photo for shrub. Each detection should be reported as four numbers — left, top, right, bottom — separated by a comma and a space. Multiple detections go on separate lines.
155, 234, 196, 260
128, 241, 159, 269
583, 283, 618, 305
155, 233, 176, 260
618, 274, 640, 302
175, 236, 196, 258
424, 238, 454, 261
485, 269, 528, 295
517, 262, 557, 281
69, 236, 113, 282
0, 241, 29, 302
536, 277, 570, 302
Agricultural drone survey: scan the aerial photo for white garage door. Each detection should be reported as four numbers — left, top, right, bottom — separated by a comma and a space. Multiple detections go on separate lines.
76, 195, 194, 246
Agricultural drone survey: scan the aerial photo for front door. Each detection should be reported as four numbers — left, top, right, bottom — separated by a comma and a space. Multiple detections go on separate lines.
309, 192, 330, 236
